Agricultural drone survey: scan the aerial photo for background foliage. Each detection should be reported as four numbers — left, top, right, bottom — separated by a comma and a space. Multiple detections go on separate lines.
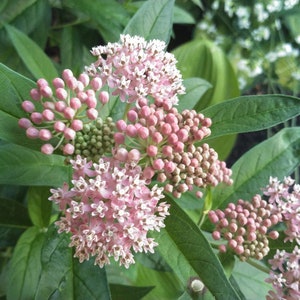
1, 0, 300, 299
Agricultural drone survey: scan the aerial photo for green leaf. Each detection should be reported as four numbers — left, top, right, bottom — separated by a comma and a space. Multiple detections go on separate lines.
232, 260, 271, 300
124, 0, 175, 44
204, 127, 300, 224
62, 0, 129, 43
202, 95, 300, 140
0, 198, 31, 229
177, 78, 212, 112
34, 224, 111, 300
5, 24, 58, 81
0, 142, 71, 187
173, 5, 195, 24
109, 284, 153, 300
153, 197, 241, 300
172, 38, 240, 111
7, 226, 46, 300
27, 186, 52, 228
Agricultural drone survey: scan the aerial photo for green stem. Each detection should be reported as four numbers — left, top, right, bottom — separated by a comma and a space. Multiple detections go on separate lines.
197, 187, 212, 227
246, 258, 270, 274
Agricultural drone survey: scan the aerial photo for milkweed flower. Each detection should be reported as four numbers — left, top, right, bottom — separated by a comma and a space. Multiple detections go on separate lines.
49, 155, 169, 268
85, 34, 185, 107
18, 69, 113, 156
266, 246, 300, 300
208, 195, 281, 261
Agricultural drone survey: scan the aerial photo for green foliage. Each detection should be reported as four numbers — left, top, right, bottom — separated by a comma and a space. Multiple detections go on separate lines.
1, 0, 300, 299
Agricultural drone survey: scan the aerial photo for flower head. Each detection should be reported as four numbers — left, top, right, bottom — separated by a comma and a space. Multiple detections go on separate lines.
86, 34, 185, 107
49, 155, 169, 268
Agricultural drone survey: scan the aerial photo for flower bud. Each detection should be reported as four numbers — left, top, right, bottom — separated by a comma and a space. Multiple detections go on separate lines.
41, 143, 54, 155
56, 88, 68, 100
54, 121, 66, 132
39, 129, 52, 141
30, 88, 41, 101
53, 77, 65, 89
63, 107, 76, 119
99, 91, 109, 104
22, 100, 35, 113
91, 77, 102, 90
26, 127, 39, 139
86, 108, 98, 120
18, 118, 32, 129
64, 128, 76, 140
42, 109, 55, 121
70, 97, 81, 110
31, 112, 43, 124
63, 143, 75, 155
71, 119, 83, 131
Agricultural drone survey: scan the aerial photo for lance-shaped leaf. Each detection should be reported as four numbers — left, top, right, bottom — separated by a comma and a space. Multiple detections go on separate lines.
5, 24, 58, 81
7, 226, 46, 300
0, 142, 71, 187
202, 94, 300, 140
152, 197, 241, 300
124, 0, 175, 44
34, 224, 111, 299
202, 127, 300, 231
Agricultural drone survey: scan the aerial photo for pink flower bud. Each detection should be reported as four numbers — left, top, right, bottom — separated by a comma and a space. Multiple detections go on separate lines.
71, 119, 83, 131
235, 245, 244, 255
52, 77, 65, 89
203, 117, 212, 127
114, 147, 128, 162
70, 97, 82, 110
125, 124, 137, 137
78, 73, 89, 87
55, 101, 66, 112
138, 127, 149, 139
229, 239, 237, 249
31, 112, 43, 124
152, 132, 163, 144
63, 143, 75, 155
247, 232, 257, 242
162, 145, 173, 157
42, 109, 55, 121
143, 166, 155, 179
54, 121, 66, 132
116, 120, 127, 131
39, 129, 52, 141
212, 231, 221, 240
37, 78, 48, 88
161, 123, 172, 135
128, 149, 141, 162
75, 81, 84, 92
56, 88, 68, 100
18, 118, 32, 129
62, 69, 73, 81
41, 143, 54, 155
22, 100, 35, 113
157, 173, 167, 183
114, 132, 125, 144
99, 91, 109, 105
177, 128, 189, 142
219, 245, 227, 253
140, 106, 151, 118
86, 108, 98, 120
152, 159, 164, 170
208, 211, 219, 223
164, 161, 176, 173
40, 85, 53, 98
78, 91, 88, 103
91, 77, 102, 90
127, 109, 138, 122
269, 231, 279, 240
43, 101, 55, 110
64, 127, 76, 140
63, 107, 76, 119
168, 133, 178, 145
174, 141, 184, 152
86, 95, 97, 108
147, 145, 157, 157
137, 97, 147, 107
26, 127, 39, 138
196, 191, 203, 198
66, 77, 78, 90
30, 88, 41, 101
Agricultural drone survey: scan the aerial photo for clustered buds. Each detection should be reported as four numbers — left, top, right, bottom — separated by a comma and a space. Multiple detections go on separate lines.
114, 104, 232, 198
266, 246, 300, 300
86, 34, 185, 107
18, 69, 111, 155
49, 155, 169, 268
74, 117, 115, 162
208, 195, 281, 261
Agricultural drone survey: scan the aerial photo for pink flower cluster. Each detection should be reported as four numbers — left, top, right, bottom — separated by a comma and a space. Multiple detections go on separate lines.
113, 104, 232, 198
263, 176, 300, 244
208, 195, 281, 261
266, 246, 300, 300
18, 69, 109, 155
86, 34, 185, 107
49, 155, 169, 268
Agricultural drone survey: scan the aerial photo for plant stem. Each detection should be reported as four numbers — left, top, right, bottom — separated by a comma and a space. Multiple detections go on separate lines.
246, 258, 270, 274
